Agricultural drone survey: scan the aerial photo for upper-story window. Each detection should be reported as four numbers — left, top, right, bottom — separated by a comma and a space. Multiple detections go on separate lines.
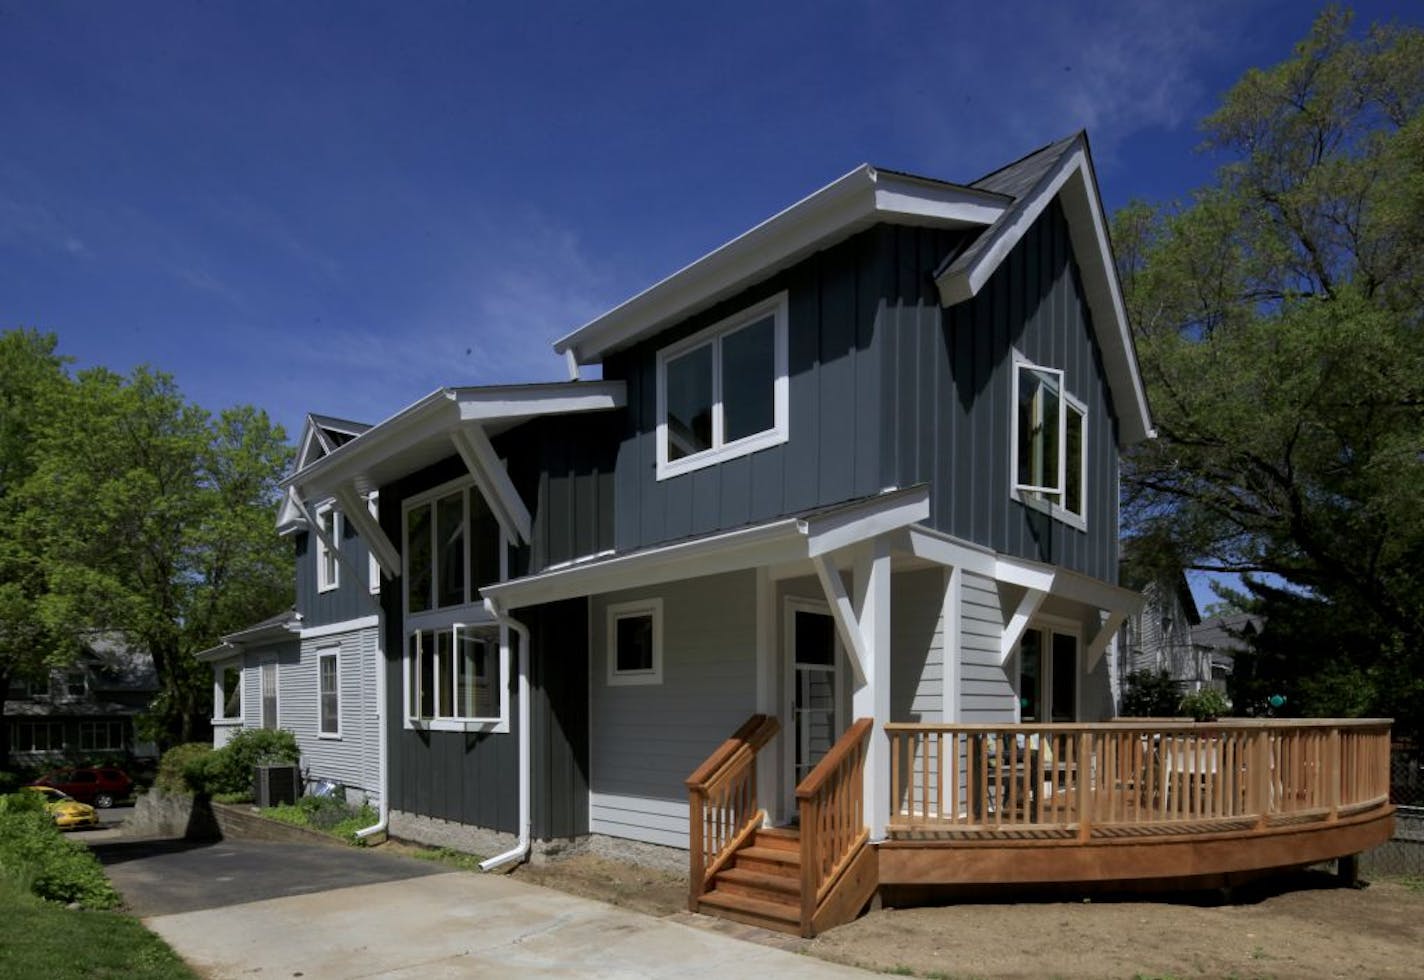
1012, 353, 1087, 528
403, 478, 503, 616
316, 502, 342, 592
655, 291, 789, 480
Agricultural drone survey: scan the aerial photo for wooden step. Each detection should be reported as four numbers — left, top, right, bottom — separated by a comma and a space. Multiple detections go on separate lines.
697, 888, 802, 935
713, 866, 801, 903
753, 827, 801, 851
733, 845, 801, 877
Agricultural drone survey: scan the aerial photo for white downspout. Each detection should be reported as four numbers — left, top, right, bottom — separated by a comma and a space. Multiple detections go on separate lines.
353, 627, 389, 841
479, 598, 532, 871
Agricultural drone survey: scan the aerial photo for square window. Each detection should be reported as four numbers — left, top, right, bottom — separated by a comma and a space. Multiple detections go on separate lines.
607, 599, 662, 685
656, 293, 788, 479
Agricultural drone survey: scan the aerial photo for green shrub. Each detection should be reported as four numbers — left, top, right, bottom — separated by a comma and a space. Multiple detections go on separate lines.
0, 794, 120, 908
263, 796, 377, 845
154, 743, 213, 794
179, 729, 300, 799
1179, 688, 1230, 721
1121, 670, 1184, 717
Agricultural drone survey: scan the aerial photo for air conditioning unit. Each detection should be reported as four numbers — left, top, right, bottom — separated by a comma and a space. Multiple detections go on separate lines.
254, 764, 301, 808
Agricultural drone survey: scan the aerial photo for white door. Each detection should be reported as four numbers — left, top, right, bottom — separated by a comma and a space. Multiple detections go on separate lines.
786, 600, 843, 806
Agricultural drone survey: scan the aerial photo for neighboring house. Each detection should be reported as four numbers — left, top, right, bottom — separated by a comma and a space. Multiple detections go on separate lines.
1116, 559, 1206, 698
1191, 612, 1259, 694
198, 414, 383, 806
5, 634, 160, 767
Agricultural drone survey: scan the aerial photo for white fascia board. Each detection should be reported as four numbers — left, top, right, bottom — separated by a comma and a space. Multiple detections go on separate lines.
935, 147, 1153, 447
556, 166, 1006, 364
286, 388, 456, 496
299, 615, 380, 640
800, 486, 930, 558
453, 381, 625, 422
1051, 565, 1145, 615
897, 525, 999, 578
481, 519, 812, 610
195, 642, 240, 664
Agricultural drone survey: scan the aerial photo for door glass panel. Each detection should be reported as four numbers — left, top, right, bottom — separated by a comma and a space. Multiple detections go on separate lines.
721, 315, 775, 443
1051, 632, 1078, 722
793, 609, 837, 783
1018, 630, 1042, 722
665, 343, 714, 460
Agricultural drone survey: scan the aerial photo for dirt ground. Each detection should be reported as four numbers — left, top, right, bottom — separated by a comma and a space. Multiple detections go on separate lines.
498, 853, 1424, 979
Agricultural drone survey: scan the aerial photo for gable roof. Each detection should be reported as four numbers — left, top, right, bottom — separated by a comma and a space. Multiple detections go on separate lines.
554, 133, 1153, 447
280, 414, 374, 532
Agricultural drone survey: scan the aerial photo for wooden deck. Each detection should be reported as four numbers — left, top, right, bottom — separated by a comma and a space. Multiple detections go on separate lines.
881, 720, 1394, 888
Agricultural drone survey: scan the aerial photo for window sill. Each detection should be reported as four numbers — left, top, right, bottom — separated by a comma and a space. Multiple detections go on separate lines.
317, 583, 340, 594
655, 426, 788, 481
1011, 489, 1087, 532
211, 718, 244, 726
607, 673, 662, 687
406, 718, 509, 735
318, 732, 342, 740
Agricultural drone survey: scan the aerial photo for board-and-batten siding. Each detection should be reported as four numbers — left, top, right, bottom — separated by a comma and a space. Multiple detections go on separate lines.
881, 203, 1120, 584
294, 517, 380, 629
603, 227, 911, 556
958, 570, 1017, 722
589, 571, 758, 849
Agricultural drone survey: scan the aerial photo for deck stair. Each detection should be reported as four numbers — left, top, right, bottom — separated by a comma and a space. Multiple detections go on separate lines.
695, 827, 804, 933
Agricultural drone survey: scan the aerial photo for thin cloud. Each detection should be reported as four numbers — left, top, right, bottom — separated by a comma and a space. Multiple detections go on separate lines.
0, 191, 89, 258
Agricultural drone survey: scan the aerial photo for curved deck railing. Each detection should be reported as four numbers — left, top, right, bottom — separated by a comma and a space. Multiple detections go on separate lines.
886, 719, 1392, 841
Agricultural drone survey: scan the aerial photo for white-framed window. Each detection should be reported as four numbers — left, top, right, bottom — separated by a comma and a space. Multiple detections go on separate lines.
403, 478, 504, 618
1016, 623, 1080, 723
655, 291, 789, 480
316, 502, 342, 593
606, 599, 663, 686
367, 492, 381, 595
318, 647, 341, 737
219, 665, 242, 720
260, 661, 278, 730
79, 720, 125, 751
405, 625, 507, 731
1011, 352, 1087, 528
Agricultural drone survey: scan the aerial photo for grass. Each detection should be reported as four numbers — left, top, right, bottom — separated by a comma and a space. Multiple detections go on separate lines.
260, 797, 378, 845
0, 878, 196, 980
407, 846, 488, 872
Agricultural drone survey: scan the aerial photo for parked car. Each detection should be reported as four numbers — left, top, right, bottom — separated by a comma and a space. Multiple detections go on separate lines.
31, 766, 133, 808
22, 785, 100, 830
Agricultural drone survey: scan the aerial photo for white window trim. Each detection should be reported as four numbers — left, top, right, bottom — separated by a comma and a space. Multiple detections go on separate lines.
213, 660, 244, 725
316, 502, 342, 593
260, 659, 279, 730
318, 646, 342, 739
368, 491, 381, 595
1010, 350, 1088, 532
402, 476, 508, 627
402, 623, 510, 733
655, 291, 789, 480
606, 598, 663, 686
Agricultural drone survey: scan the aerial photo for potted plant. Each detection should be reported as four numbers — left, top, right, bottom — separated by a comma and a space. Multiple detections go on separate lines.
1178, 688, 1229, 723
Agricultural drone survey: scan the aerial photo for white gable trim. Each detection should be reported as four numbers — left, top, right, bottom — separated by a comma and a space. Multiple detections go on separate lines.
935, 145, 1152, 446
555, 167, 1006, 365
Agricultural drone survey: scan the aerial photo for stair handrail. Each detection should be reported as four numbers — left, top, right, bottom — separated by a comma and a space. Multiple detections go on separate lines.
685, 713, 780, 908
795, 717, 873, 931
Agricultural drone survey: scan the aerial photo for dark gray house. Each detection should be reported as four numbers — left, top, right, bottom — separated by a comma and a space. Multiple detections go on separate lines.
225, 132, 1152, 914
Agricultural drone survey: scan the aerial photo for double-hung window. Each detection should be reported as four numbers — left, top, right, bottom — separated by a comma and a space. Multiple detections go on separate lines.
402, 477, 510, 732
318, 648, 340, 737
315, 502, 342, 592
656, 292, 789, 479
1012, 353, 1087, 527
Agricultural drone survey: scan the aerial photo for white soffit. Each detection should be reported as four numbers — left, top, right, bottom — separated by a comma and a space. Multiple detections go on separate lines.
554, 167, 1007, 365
935, 143, 1153, 446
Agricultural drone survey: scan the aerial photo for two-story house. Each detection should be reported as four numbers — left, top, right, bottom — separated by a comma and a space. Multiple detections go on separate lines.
218, 131, 1160, 927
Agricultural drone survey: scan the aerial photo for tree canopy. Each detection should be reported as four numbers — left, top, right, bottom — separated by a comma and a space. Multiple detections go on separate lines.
1115, 8, 1424, 736
1, 332, 293, 750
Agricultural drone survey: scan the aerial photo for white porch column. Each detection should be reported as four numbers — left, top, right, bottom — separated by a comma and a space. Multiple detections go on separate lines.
852, 537, 892, 841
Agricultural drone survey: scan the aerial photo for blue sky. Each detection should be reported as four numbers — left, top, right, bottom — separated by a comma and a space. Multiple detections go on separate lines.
2, 1, 1418, 606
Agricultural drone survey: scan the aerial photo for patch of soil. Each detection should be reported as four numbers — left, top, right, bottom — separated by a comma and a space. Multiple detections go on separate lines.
808, 872, 1424, 980
510, 852, 688, 919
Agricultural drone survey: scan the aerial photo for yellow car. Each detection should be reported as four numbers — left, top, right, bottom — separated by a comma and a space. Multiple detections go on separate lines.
23, 785, 100, 829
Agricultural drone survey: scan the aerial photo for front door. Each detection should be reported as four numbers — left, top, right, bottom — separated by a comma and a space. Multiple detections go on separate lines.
787, 600, 843, 807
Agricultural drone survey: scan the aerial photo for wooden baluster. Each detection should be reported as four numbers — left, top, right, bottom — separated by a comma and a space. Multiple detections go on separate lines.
1077, 731, 1093, 841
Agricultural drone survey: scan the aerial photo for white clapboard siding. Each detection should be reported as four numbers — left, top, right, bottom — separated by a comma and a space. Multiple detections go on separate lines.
958, 570, 1016, 723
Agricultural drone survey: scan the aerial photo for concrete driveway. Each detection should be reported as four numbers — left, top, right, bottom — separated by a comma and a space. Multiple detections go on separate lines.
93, 837, 866, 978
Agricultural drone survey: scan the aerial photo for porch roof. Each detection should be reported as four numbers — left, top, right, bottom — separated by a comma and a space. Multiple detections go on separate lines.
481, 485, 932, 611
195, 608, 303, 662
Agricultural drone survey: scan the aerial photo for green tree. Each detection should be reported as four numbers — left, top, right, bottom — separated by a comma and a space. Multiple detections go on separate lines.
1115, 8, 1424, 737
20, 365, 293, 746
0, 330, 72, 763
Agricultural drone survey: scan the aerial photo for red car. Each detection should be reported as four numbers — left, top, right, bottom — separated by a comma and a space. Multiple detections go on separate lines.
31, 766, 133, 808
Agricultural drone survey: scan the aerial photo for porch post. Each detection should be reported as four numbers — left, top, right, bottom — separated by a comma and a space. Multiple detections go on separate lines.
852, 538, 892, 841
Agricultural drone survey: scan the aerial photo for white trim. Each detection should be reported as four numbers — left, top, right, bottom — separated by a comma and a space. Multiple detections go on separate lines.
811, 556, 869, 687
212, 660, 244, 726
655, 292, 789, 480
556, 165, 1005, 364
314, 502, 342, 593
1000, 588, 1048, 665
449, 424, 531, 544
367, 491, 382, 594
605, 598, 663, 686
783, 594, 845, 811
936, 143, 1152, 446
401, 475, 509, 625
942, 565, 962, 723
317, 646, 342, 739
1085, 608, 1127, 671
1010, 351, 1088, 531
299, 615, 380, 640
1012, 620, 1083, 723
